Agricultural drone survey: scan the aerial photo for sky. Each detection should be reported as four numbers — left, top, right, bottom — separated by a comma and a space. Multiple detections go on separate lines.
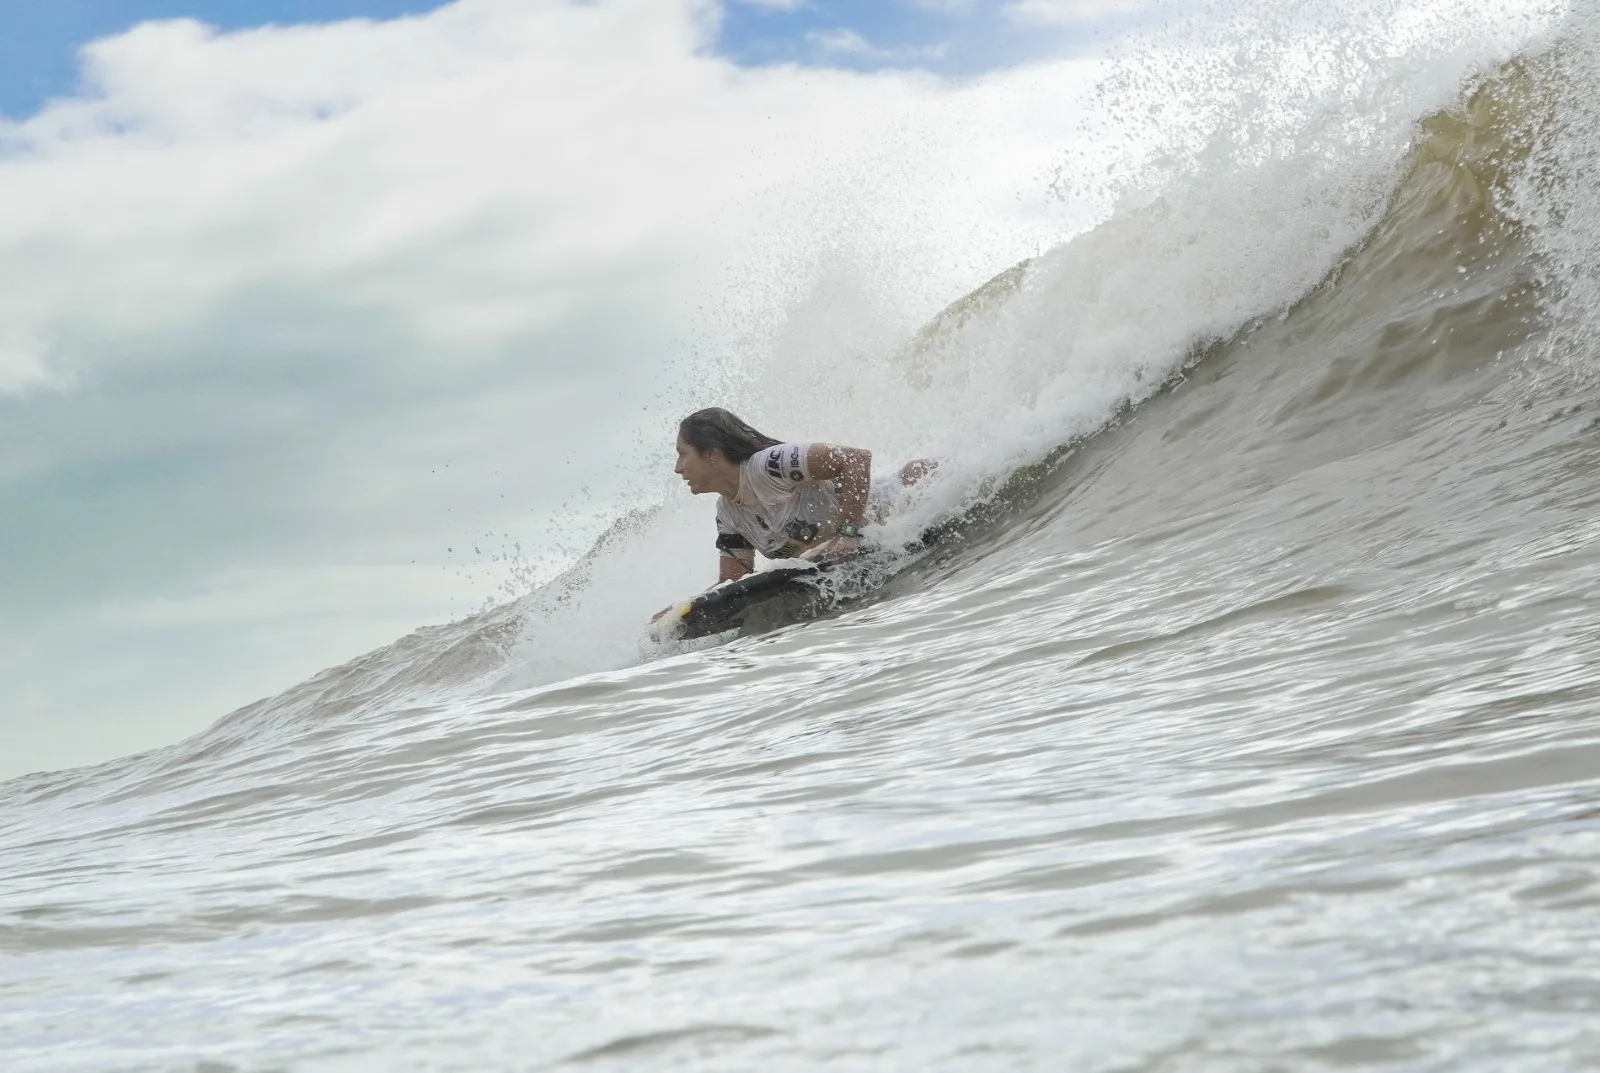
0, 0, 1155, 779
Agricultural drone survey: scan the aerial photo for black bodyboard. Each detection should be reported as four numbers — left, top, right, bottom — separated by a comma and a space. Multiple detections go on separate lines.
664, 520, 963, 642
674, 565, 828, 640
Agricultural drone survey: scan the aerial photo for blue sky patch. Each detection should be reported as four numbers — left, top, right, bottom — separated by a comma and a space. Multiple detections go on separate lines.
718, 0, 1114, 78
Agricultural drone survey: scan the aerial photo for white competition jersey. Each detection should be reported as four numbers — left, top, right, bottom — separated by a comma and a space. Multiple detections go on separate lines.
716, 442, 840, 559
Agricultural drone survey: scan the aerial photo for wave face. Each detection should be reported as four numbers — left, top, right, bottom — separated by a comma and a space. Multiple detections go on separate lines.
9, 8, 1600, 1072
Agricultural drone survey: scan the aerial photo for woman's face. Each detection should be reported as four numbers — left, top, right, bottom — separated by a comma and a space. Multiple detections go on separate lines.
673, 434, 718, 494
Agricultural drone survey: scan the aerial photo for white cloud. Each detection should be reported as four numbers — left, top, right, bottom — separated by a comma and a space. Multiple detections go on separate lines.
807, 27, 889, 56
905, 0, 977, 12
0, 4, 723, 391
0, 0, 1107, 776
805, 27, 951, 61
0, 326, 50, 394
1005, 0, 1154, 25
0, 0, 1098, 445
94, 564, 467, 629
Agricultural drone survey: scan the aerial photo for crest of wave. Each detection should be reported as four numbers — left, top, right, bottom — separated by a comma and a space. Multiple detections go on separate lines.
492, 0, 1563, 687
1502, 2, 1600, 369
745, 0, 1560, 536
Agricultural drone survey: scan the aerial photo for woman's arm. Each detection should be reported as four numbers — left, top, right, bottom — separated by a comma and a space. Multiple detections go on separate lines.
805, 444, 872, 529
801, 444, 872, 563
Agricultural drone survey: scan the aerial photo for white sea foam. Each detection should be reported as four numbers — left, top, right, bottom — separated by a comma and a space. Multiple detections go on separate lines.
497, 0, 1561, 691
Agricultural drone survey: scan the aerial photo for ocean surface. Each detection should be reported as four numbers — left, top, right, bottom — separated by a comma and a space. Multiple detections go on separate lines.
8, 5, 1600, 1071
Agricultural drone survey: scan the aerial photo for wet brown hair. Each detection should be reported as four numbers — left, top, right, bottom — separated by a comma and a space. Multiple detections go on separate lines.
678, 408, 781, 463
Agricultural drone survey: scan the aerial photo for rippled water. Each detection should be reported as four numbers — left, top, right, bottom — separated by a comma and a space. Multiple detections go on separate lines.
9, 12, 1600, 1073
